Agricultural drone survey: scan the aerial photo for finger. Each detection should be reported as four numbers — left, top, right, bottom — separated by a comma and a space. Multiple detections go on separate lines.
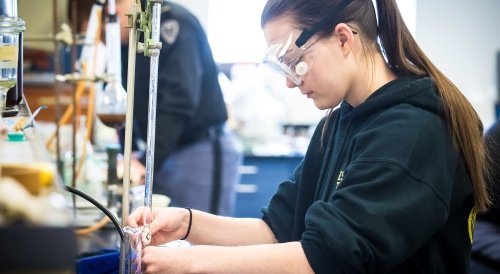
126, 206, 145, 227
126, 215, 139, 227
141, 259, 148, 273
141, 246, 152, 264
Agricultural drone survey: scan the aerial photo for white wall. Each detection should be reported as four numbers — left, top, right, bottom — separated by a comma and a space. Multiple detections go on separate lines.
415, 0, 500, 129
19, 0, 67, 51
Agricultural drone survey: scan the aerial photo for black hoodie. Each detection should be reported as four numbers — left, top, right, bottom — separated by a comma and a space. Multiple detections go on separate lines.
262, 76, 475, 273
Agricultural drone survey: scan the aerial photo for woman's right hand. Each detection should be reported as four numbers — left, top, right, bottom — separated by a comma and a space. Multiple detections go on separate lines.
127, 207, 191, 246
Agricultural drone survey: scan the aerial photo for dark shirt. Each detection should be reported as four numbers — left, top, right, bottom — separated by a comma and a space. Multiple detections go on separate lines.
262, 76, 475, 273
471, 120, 500, 270
120, 1, 228, 171
481, 120, 500, 223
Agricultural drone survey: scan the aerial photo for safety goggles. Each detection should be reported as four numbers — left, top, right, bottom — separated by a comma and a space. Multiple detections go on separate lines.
263, 0, 352, 85
263, 32, 318, 85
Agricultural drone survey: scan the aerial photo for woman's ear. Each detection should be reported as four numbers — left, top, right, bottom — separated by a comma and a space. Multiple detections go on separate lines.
334, 23, 356, 47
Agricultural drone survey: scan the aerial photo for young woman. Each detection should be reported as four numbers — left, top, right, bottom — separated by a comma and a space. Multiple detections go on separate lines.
127, 0, 492, 273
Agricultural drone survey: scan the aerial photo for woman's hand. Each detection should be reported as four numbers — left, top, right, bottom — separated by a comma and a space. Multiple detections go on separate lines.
127, 207, 191, 246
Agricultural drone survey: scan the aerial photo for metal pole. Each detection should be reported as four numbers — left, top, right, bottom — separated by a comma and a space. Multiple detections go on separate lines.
119, 1, 139, 272
52, 0, 63, 183
70, 0, 78, 217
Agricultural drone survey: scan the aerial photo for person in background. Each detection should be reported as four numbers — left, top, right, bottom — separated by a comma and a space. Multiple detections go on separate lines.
114, 0, 241, 216
127, 0, 492, 273
470, 120, 500, 274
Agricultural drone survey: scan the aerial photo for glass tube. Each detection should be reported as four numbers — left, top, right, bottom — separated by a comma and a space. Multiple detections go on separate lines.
123, 226, 143, 274
142, 1, 162, 246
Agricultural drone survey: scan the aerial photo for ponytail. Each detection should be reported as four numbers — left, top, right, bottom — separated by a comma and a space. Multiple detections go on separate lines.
377, 0, 491, 212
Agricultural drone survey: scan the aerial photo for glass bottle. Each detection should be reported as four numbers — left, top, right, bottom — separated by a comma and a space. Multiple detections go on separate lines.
6, 31, 22, 108
96, 79, 127, 129
96, 12, 126, 129
0, 12, 24, 114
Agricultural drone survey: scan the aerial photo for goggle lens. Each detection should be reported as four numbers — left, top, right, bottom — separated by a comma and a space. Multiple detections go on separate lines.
263, 32, 312, 85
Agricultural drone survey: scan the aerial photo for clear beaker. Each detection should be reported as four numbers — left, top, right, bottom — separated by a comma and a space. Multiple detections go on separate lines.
123, 226, 143, 274
0, 15, 24, 114
96, 11, 127, 130
96, 78, 127, 129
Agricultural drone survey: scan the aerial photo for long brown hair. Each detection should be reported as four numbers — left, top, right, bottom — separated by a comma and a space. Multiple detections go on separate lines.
261, 0, 491, 212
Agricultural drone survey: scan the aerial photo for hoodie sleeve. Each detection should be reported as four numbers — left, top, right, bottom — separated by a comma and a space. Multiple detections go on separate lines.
262, 163, 302, 242
262, 117, 329, 242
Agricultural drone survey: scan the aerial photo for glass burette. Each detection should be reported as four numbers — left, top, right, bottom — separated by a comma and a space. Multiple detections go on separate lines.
141, 0, 162, 247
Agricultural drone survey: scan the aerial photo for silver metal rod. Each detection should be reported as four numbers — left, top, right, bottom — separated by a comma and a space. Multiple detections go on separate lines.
70, 0, 78, 218
119, 1, 139, 273
141, 0, 162, 246
52, 0, 63, 190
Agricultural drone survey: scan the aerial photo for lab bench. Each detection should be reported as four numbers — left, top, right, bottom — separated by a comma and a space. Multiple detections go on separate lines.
0, 101, 77, 274
234, 155, 303, 218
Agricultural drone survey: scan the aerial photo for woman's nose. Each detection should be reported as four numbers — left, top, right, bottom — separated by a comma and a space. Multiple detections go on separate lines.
286, 78, 298, 88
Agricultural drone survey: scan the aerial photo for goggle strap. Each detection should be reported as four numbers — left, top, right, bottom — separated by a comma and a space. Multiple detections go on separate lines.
295, 0, 352, 48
